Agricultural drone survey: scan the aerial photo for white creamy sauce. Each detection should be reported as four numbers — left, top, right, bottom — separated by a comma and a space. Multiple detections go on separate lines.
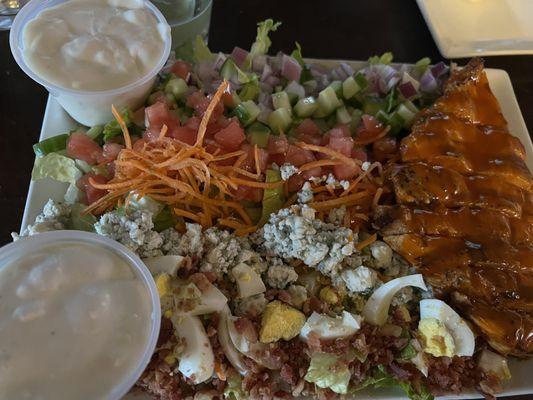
22, 0, 167, 91
0, 241, 152, 400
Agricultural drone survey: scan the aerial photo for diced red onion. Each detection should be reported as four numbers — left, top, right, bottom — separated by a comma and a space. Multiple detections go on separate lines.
252, 55, 267, 73
285, 80, 305, 100
258, 91, 273, 107
398, 81, 418, 99
401, 71, 420, 91
340, 62, 354, 77
213, 52, 227, 71
270, 52, 283, 73
259, 82, 274, 95
264, 75, 281, 87
386, 76, 400, 92
431, 61, 449, 78
420, 70, 438, 93
303, 79, 318, 95
230, 47, 249, 67
257, 104, 272, 124
196, 61, 217, 87
330, 69, 341, 81
281, 54, 302, 82
260, 63, 273, 82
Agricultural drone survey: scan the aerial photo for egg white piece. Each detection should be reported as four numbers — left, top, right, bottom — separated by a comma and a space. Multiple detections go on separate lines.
175, 281, 228, 316
143, 255, 184, 277
217, 306, 249, 375
419, 299, 475, 357
363, 274, 427, 326
172, 315, 214, 384
300, 311, 361, 340
231, 263, 266, 298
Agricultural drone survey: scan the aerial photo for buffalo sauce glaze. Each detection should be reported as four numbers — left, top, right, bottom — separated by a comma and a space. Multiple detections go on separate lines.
381, 58, 533, 356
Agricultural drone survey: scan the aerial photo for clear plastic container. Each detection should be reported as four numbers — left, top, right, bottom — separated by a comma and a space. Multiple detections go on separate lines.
9, 0, 172, 126
0, 230, 161, 400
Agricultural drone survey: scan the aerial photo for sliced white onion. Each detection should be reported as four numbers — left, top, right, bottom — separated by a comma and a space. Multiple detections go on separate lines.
217, 306, 249, 375
411, 351, 429, 377
300, 311, 361, 341
231, 263, 266, 299
363, 274, 427, 326
420, 299, 475, 357
142, 255, 185, 277
171, 315, 214, 384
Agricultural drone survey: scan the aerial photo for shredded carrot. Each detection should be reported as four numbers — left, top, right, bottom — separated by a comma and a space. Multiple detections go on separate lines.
296, 142, 362, 167
173, 208, 202, 223
356, 233, 377, 251
308, 191, 372, 210
253, 145, 261, 176
299, 159, 343, 172
158, 124, 168, 140
195, 80, 229, 147
111, 105, 132, 149
372, 187, 383, 209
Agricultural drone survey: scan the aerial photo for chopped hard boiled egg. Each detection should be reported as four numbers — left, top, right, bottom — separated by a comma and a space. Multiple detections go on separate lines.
419, 299, 475, 357
143, 255, 185, 277
300, 311, 361, 341
171, 315, 214, 384
259, 301, 305, 343
362, 274, 427, 326
231, 263, 266, 298
176, 281, 228, 316
155, 273, 172, 298
478, 349, 511, 381
418, 318, 455, 357
217, 306, 248, 375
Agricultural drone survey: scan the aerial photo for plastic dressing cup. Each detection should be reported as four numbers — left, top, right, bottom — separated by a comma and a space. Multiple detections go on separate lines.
0, 231, 161, 400
9, 0, 171, 126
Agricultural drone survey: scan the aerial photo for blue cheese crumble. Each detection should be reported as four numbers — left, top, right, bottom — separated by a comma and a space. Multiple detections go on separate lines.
13, 199, 71, 240
261, 205, 355, 280
297, 182, 314, 204
279, 163, 299, 181
265, 257, 298, 289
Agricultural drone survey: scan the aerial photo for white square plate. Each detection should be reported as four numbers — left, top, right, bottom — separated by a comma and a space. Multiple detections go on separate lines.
416, 0, 533, 58
20, 61, 533, 399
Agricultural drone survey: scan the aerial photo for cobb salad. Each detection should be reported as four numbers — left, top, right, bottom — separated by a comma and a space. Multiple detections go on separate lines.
16, 20, 511, 400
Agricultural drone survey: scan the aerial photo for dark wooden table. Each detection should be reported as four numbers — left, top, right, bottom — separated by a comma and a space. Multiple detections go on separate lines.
0, 1, 531, 398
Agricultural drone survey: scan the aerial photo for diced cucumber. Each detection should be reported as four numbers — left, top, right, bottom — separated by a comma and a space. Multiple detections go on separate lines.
294, 96, 318, 118
246, 122, 271, 148
354, 73, 368, 90
33, 133, 70, 157
260, 169, 284, 225
395, 103, 417, 127
286, 92, 299, 106
402, 99, 419, 114
239, 80, 260, 101
220, 58, 238, 80
317, 86, 342, 116
336, 106, 352, 125
328, 81, 343, 98
342, 76, 361, 99
224, 92, 242, 109
268, 108, 292, 134
235, 100, 260, 127
164, 78, 188, 100
271, 91, 292, 111
376, 109, 390, 125
363, 97, 385, 116
376, 110, 403, 135
350, 109, 363, 133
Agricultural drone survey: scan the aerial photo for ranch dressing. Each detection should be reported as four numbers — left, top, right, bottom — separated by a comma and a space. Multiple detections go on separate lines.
0, 241, 153, 400
22, 0, 167, 91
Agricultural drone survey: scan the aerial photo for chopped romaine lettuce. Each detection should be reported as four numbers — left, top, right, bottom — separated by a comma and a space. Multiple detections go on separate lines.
102, 110, 131, 142
67, 203, 96, 232
304, 352, 351, 394
291, 42, 313, 83
369, 52, 394, 65
153, 206, 177, 232
32, 153, 82, 184
243, 19, 281, 69
193, 35, 215, 63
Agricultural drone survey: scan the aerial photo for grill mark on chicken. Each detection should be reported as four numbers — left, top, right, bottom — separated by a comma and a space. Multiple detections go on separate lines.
379, 58, 533, 356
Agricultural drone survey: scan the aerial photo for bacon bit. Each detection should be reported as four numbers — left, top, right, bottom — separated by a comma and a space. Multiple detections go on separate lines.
111, 105, 132, 149
356, 233, 377, 251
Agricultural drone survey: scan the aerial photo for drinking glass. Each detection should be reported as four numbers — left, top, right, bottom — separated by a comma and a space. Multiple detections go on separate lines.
0, 0, 28, 30
151, 0, 212, 59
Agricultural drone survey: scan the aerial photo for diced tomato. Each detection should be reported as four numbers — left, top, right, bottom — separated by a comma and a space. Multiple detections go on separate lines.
214, 120, 245, 151
76, 173, 109, 204
372, 136, 398, 162
333, 124, 351, 137
356, 114, 385, 142
144, 102, 181, 142
302, 166, 322, 180
233, 185, 263, 202
184, 116, 201, 130
132, 138, 147, 152
333, 164, 360, 180
66, 132, 103, 165
287, 174, 305, 192
267, 134, 289, 155
268, 153, 286, 166
285, 145, 316, 167
100, 143, 124, 163
170, 60, 192, 80
186, 91, 224, 122
168, 127, 197, 145
131, 107, 145, 127
240, 144, 269, 173
328, 136, 354, 157
352, 147, 368, 162
295, 118, 321, 136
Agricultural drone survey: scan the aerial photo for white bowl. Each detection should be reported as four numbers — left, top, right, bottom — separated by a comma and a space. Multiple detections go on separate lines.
0, 230, 161, 400
9, 0, 171, 126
